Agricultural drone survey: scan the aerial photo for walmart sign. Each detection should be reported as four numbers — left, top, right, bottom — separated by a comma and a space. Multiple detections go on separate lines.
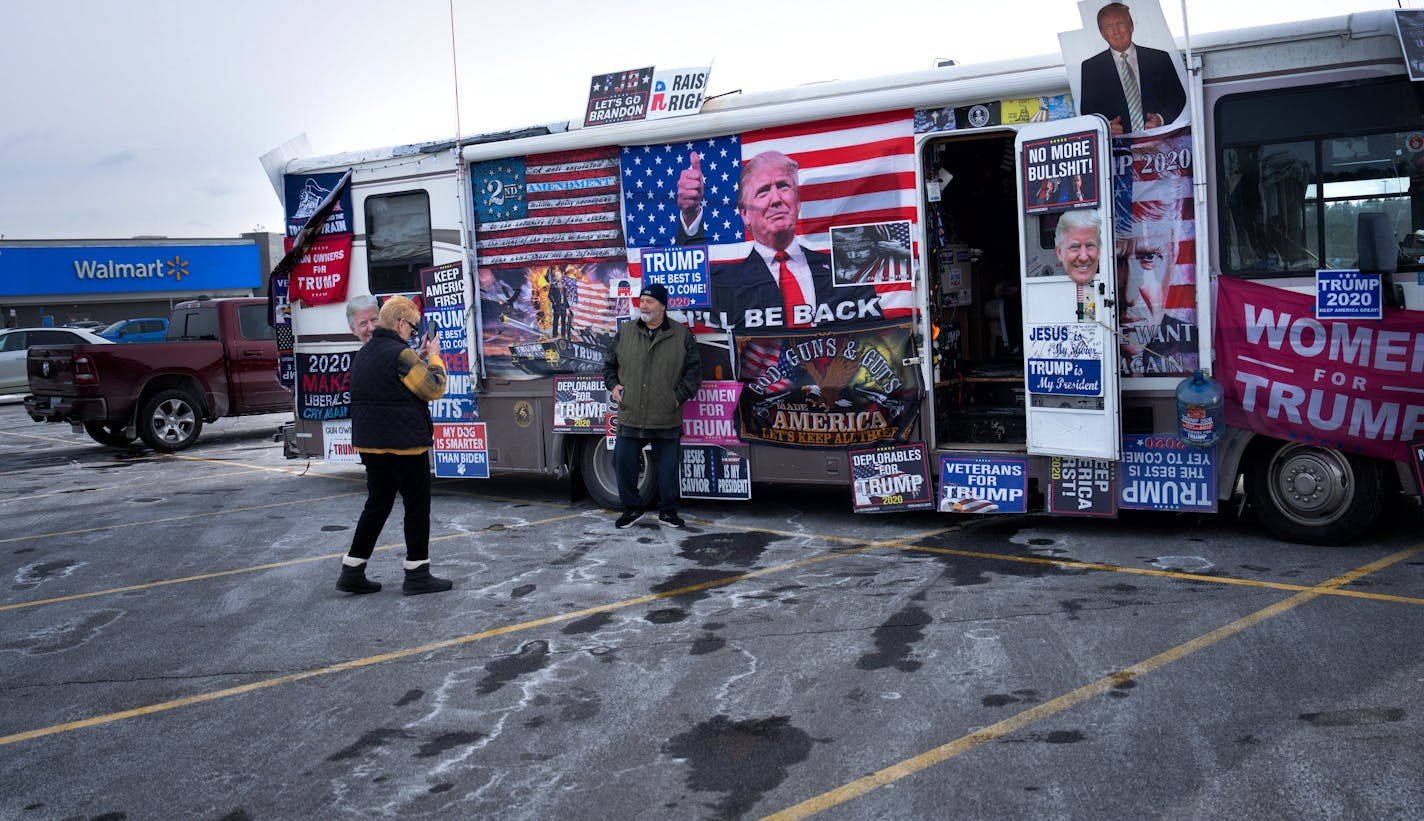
0, 245, 260, 297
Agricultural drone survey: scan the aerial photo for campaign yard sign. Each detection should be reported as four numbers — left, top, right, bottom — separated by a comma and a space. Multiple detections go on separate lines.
421, 262, 477, 423
1048, 456, 1116, 516
849, 443, 934, 513
584, 67, 653, 127
681, 381, 741, 446
938, 455, 1028, 514
1315, 269, 1382, 320
679, 446, 752, 500
322, 420, 359, 464
553, 376, 609, 433
1026, 323, 1104, 396
639, 245, 709, 309
1020, 129, 1099, 214
433, 423, 489, 478
1119, 434, 1216, 512
296, 351, 352, 421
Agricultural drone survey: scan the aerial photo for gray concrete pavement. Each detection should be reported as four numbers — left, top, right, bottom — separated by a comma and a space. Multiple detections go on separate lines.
1, 400, 1420, 820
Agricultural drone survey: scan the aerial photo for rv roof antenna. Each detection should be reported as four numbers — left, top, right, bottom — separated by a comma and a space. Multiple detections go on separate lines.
934, 58, 957, 68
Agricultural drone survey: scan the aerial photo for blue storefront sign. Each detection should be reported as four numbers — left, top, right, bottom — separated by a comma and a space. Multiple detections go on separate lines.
0, 245, 260, 297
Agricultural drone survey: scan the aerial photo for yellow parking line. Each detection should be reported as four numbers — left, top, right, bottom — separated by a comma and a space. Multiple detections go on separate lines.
0, 491, 362, 546
0, 468, 261, 505
0, 510, 590, 613
0, 524, 956, 747
761, 542, 1424, 820
895, 544, 1424, 606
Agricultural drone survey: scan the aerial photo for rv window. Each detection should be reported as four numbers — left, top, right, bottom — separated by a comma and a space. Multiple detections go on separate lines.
365, 191, 432, 294
1216, 77, 1424, 277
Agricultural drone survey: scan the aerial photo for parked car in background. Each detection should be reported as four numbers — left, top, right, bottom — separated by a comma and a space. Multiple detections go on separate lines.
0, 327, 113, 394
25, 298, 289, 451
99, 318, 169, 344
64, 320, 105, 330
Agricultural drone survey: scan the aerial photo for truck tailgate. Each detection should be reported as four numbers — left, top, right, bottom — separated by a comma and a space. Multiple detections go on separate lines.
26, 345, 86, 396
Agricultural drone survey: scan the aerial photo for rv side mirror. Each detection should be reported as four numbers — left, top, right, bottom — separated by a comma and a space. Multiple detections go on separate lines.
1356, 211, 1397, 274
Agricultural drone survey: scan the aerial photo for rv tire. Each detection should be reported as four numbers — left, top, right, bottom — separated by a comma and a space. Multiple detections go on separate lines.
1246, 441, 1382, 545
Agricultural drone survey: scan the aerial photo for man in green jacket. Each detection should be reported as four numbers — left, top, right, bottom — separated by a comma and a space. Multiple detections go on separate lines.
602, 283, 702, 528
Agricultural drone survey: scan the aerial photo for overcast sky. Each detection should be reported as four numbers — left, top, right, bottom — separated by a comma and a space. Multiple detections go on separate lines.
1, 0, 1413, 240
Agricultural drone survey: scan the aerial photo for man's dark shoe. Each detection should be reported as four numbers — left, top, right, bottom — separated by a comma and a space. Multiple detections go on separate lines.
615, 509, 644, 528
402, 566, 453, 596
658, 511, 686, 528
336, 564, 381, 594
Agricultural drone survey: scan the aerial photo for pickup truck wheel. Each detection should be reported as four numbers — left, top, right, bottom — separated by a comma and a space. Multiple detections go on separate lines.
138, 389, 204, 452
83, 422, 136, 447
1246, 441, 1382, 545
580, 436, 655, 510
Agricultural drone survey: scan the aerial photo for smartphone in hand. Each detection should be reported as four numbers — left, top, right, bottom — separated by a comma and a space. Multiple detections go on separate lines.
424, 317, 440, 342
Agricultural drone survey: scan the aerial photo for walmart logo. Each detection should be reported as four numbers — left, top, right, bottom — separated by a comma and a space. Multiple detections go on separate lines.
75, 255, 192, 281
166, 256, 190, 280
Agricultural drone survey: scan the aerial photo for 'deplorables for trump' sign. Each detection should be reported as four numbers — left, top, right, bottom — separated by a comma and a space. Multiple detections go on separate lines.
733, 321, 922, 448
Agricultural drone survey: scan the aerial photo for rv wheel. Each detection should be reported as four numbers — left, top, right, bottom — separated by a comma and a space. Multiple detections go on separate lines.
580, 436, 656, 510
1246, 441, 1382, 545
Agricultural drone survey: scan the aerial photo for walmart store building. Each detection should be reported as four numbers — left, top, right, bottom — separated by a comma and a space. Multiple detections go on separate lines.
0, 233, 282, 328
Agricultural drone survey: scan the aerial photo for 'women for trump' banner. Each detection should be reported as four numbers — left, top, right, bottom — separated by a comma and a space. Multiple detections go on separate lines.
1215, 276, 1423, 462
734, 321, 922, 448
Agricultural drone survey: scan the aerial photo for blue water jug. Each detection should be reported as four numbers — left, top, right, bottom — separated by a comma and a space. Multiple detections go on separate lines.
1176, 369, 1223, 447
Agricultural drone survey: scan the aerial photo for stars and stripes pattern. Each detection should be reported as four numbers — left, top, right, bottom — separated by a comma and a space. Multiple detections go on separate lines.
472, 147, 626, 267
621, 136, 743, 247
737, 338, 793, 395
570, 279, 618, 335
840, 220, 914, 284
623, 111, 919, 320
741, 110, 918, 318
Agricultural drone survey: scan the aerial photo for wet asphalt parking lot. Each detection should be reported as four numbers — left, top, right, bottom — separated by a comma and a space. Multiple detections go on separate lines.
0, 398, 1421, 820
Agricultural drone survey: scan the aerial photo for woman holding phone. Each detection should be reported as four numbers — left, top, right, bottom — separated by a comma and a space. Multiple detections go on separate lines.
335, 295, 453, 596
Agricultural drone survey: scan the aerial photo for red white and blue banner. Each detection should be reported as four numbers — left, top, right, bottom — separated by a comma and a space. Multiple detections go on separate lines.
433, 423, 490, 478
622, 110, 919, 331
1215, 276, 1423, 463
1115, 124, 1198, 377
552, 375, 610, 433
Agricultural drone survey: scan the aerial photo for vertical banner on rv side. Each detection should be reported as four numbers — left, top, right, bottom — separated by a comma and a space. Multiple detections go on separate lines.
421, 262, 477, 424
1015, 115, 1121, 461
470, 147, 627, 379
1114, 125, 1199, 376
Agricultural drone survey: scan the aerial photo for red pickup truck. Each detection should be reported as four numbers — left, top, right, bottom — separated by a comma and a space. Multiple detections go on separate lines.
25, 297, 291, 451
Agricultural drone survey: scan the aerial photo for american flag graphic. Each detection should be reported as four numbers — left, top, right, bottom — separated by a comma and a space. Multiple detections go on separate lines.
742, 111, 918, 317
472, 147, 626, 267
952, 498, 999, 514
737, 338, 793, 394
570, 279, 618, 335
1118, 126, 1198, 373
624, 111, 918, 318
621, 136, 743, 247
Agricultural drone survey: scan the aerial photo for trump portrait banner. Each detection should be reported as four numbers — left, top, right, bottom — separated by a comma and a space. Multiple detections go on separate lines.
1215, 276, 1423, 463
733, 321, 922, 448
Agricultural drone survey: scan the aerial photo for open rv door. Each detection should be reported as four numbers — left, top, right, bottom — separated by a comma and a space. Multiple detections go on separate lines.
1014, 116, 1121, 460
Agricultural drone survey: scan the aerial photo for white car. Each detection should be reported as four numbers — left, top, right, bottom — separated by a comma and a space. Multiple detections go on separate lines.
0, 327, 113, 394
